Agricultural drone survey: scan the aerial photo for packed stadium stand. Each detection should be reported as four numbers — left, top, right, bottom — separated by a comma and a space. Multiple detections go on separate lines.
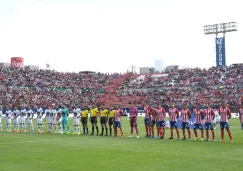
1, 64, 243, 112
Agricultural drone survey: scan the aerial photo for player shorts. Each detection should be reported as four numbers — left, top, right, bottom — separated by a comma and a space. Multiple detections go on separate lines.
151, 120, 156, 127
81, 117, 88, 124
213, 117, 220, 123
62, 119, 68, 126
28, 119, 33, 125
205, 122, 214, 130
181, 122, 190, 129
51, 118, 56, 125
37, 118, 43, 125
47, 118, 52, 124
108, 117, 114, 125
90, 116, 97, 124
193, 123, 203, 130
220, 122, 230, 129
14, 119, 19, 125
130, 117, 137, 126
6, 119, 11, 125
19, 117, 25, 124
144, 118, 150, 125
170, 121, 177, 128
73, 119, 80, 126
57, 118, 62, 123
157, 121, 165, 128
114, 121, 122, 128
100, 117, 107, 124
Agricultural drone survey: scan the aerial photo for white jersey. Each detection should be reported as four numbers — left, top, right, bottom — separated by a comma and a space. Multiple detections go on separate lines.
45, 109, 52, 123
50, 109, 56, 120
0, 111, 2, 123
6, 110, 13, 119
19, 109, 27, 123
20, 109, 27, 118
37, 108, 44, 125
73, 108, 81, 119
13, 110, 20, 119
27, 110, 34, 120
6, 110, 13, 124
56, 109, 62, 123
13, 110, 20, 125
36, 108, 44, 119
213, 109, 220, 123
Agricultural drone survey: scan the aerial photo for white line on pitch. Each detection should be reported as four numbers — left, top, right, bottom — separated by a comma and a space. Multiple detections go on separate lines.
0, 137, 81, 145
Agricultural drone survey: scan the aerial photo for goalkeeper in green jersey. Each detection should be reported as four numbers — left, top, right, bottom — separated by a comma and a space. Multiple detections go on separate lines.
61, 105, 70, 134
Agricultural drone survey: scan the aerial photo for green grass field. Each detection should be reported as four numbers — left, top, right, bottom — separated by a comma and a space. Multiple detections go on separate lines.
0, 117, 243, 171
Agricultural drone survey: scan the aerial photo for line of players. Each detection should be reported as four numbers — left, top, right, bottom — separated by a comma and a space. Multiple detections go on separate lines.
144, 101, 243, 142
1, 102, 243, 142
0, 103, 139, 138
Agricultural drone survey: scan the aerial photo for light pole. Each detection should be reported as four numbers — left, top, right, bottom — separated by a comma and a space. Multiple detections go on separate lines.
203, 22, 238, 67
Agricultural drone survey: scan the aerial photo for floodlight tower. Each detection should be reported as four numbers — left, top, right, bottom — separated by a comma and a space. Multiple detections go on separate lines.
203, 22, 238, 67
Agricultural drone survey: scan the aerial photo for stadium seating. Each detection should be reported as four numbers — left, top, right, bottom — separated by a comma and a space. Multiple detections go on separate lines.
0, 64, 243, 111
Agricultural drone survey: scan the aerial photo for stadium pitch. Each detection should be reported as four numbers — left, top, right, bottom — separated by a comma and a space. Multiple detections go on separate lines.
0, 118, 243, 171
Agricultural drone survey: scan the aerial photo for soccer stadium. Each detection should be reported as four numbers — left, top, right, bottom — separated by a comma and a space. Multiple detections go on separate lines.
0, 1, 243, 171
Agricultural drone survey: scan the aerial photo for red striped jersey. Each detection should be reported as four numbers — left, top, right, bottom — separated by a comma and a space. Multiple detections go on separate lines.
239, 108, 243, 123
203, 108, 215, 123
144, 105, 151, 118
169, 108, 179, 121
218, 107, 231, 122
194, 109, 204, 124
156, 107, 166, 121
180, 109, 191, 122
114, 109, 123, 122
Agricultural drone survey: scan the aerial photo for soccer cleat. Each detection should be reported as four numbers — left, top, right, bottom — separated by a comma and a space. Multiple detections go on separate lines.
194, 138, 199, 141
230, 140, 233, 143
19, 130, 22, 133
177, 138, 180, 140
220, 140, 224, 142
181, 138, 186, 140
90, 133, 94, 136
77, 133, 80, 135
145, 135, 149, 138
121, 134, 124, 137
156, 136, 160, 139
212, 139, 215, 142
169, 137, 173, 140
99, 134, 103, 136
72, 132, 76, 135
136, 136, 139, 138
188, 138, 191, 141
204, 139, 209, 142
150, 136, 154, 139
201, 138, 204, 141
128, 135, 133, 138
160, 136, 164, 139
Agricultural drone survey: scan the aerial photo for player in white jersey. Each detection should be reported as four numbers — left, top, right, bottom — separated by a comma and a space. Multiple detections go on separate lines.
45, 105, 53, 133
50, 107, 57, 133
36, 104, 44, 133
73, 105, 81, 134
213, 109, 220, 129
0, 106, 3, 131
19, 106, 27, 132
26, 106, 34, 132
56, 107, 62, 134
12, 106, 20, 132
5, 106, 13, 132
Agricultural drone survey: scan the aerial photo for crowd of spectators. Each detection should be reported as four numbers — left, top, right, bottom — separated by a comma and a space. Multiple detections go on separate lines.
1, 64, 243, 111
117, 64, 243, 111
0, 66, 118, 107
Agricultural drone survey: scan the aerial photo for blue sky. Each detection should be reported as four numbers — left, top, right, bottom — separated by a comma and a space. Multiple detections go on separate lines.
0, 0, 241, 73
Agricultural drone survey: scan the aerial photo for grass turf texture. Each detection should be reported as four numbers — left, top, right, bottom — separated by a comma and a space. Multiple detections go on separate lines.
0, 117, 243, 171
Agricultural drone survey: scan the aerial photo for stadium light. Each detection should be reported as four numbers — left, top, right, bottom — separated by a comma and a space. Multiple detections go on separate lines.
203, 21, 238, 67
203, 22, 238, 35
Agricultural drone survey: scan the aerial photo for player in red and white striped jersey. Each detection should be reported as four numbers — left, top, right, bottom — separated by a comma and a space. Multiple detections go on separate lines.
113, 105, 124, 137
218, 102, 233, 142
155, 104, 166, 139
180, 105, 191, 140
168, 104, 180, 140
150, 105, 157, 138
203, 104, 215, 141
143, 101, 151, 137
193, 105, 204, 140
238, 103, 243, 130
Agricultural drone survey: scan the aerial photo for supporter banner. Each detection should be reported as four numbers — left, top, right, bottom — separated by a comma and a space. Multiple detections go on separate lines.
216, 37, 226, 67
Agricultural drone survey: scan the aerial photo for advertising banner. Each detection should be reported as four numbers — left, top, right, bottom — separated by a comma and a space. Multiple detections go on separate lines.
216, 37, 226, 67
